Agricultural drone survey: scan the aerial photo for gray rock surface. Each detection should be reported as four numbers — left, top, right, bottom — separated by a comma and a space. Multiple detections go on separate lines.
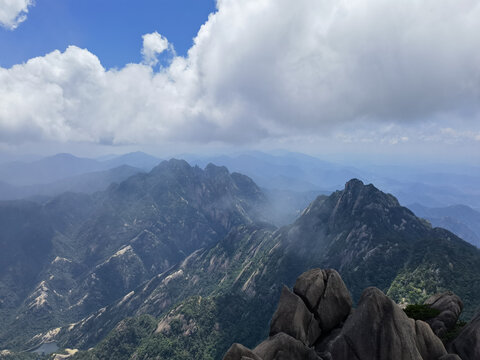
254, 332, 321, 360
314, 270, 352, 332
293, 269, 326, 310
450, 310, 480, 360
438, 355, 462, 360
293, 269, 352, 333
326, 287, 447, 360
415, 319, 449, 360
425, 291, 463, 338
223, 343, 263, 360
223, 269, 461, 360
270, 286, 321, 346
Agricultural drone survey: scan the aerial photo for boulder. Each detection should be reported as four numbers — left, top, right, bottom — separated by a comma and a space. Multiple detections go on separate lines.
327, 287, 447, 360
314, 270, 352, 332
223, 343, 263, 360
438, 355, 462, 360
450, 310, 480, 360
414, 320, 449, 360
293, 269, 352, 333
293, 269, 326, 310
254, 332, 321, 360
424, 292, 463, 338
270, 286, 321, 346
223, 269, 457, 360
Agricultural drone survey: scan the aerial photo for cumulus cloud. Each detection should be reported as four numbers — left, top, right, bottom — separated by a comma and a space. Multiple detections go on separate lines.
142, 32, 173, 66
0, 0, 34, 30
1, 0, 480, 147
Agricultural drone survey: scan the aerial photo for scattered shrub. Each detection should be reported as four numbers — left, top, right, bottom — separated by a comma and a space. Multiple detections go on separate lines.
404, 304, 440, 321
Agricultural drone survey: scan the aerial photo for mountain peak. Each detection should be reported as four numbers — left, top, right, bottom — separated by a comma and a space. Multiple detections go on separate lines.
339, 178, 399, 210
150, 158, 192, 175
294, 178, 409, 243
48, 153, 78, 160
344, 178, 365, 190
205, 163, 230, 177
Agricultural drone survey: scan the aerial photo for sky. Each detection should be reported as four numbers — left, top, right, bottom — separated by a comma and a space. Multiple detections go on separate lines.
0, 0, 479, 164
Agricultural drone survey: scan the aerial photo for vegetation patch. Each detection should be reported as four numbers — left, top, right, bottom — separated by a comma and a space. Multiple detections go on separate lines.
403, 304, 440, 321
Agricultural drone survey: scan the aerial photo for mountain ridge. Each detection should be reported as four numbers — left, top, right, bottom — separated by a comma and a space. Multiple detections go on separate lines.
29, 178, 480, 360
0, 159, 267, 350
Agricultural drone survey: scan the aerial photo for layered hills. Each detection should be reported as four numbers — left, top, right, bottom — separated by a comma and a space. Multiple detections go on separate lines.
0, 161, 479, 359
409, 203, 480, 248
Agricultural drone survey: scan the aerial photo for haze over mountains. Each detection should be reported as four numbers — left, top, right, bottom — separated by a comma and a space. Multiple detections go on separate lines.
0, 152, 159, 200
409, 204, 480, 248
0, 156, 479, 359
0, 151, 478, 244
0, 159, 266, 349
2, 0, 479, 358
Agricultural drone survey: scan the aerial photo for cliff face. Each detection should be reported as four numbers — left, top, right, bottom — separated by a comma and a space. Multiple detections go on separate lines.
224, 268, 477, 360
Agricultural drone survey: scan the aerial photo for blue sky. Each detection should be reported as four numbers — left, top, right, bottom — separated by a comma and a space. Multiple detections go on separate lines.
0, 0, 215, 68
0, 0, 479, 163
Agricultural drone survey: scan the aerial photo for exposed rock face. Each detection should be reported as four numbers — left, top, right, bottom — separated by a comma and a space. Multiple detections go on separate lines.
415, 320, 449, 360
450, 311, 480, 360
439, 355, 462, 360
292, 269, 326, 311
424, 292, 463, 338
269, 286, 321, 346
223, 269, 457, 360
293, 269, 352, 333
325, 287, 447, 360
254, 333, 321, 360
223, 343, 262, 360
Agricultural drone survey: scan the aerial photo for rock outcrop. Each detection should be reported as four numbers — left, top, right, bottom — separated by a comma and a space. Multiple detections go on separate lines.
254, 333, 321, 360
450, 311, 480, 360
223, 268, 468, 360
322, 287, 447, 360
293, 269, 352, 333
269, 286, 321, 346
223, 343, 262, 360
424, 292, 463, 338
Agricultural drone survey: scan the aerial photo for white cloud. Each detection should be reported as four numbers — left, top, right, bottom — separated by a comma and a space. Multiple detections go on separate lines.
1, 0, 480, 147
0, 0, 34, 30
142, 32, 173, 66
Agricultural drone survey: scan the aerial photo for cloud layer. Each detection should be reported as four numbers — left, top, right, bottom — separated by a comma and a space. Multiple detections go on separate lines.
1, 0, 480, 147
0, 0, 33, 30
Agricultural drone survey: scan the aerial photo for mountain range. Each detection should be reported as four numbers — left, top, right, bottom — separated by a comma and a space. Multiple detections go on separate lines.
1, 151, 478, 248
409, 203, 480, 248
0, 159, 265, 351
0, 159, 478, 359
0, 152, 161, 201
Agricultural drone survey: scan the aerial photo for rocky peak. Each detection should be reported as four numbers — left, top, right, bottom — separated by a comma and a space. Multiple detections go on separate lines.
297, 179, 405, 230
150, 158, 193, 176
205, 163, 230, 178
333, 179, 400, 218
343, 178, 365, 192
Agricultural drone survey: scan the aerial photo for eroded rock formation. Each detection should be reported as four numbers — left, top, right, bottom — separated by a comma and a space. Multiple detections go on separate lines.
425, 291, 463, 338
223, 268, 476, 360
450, 311, 480, 360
